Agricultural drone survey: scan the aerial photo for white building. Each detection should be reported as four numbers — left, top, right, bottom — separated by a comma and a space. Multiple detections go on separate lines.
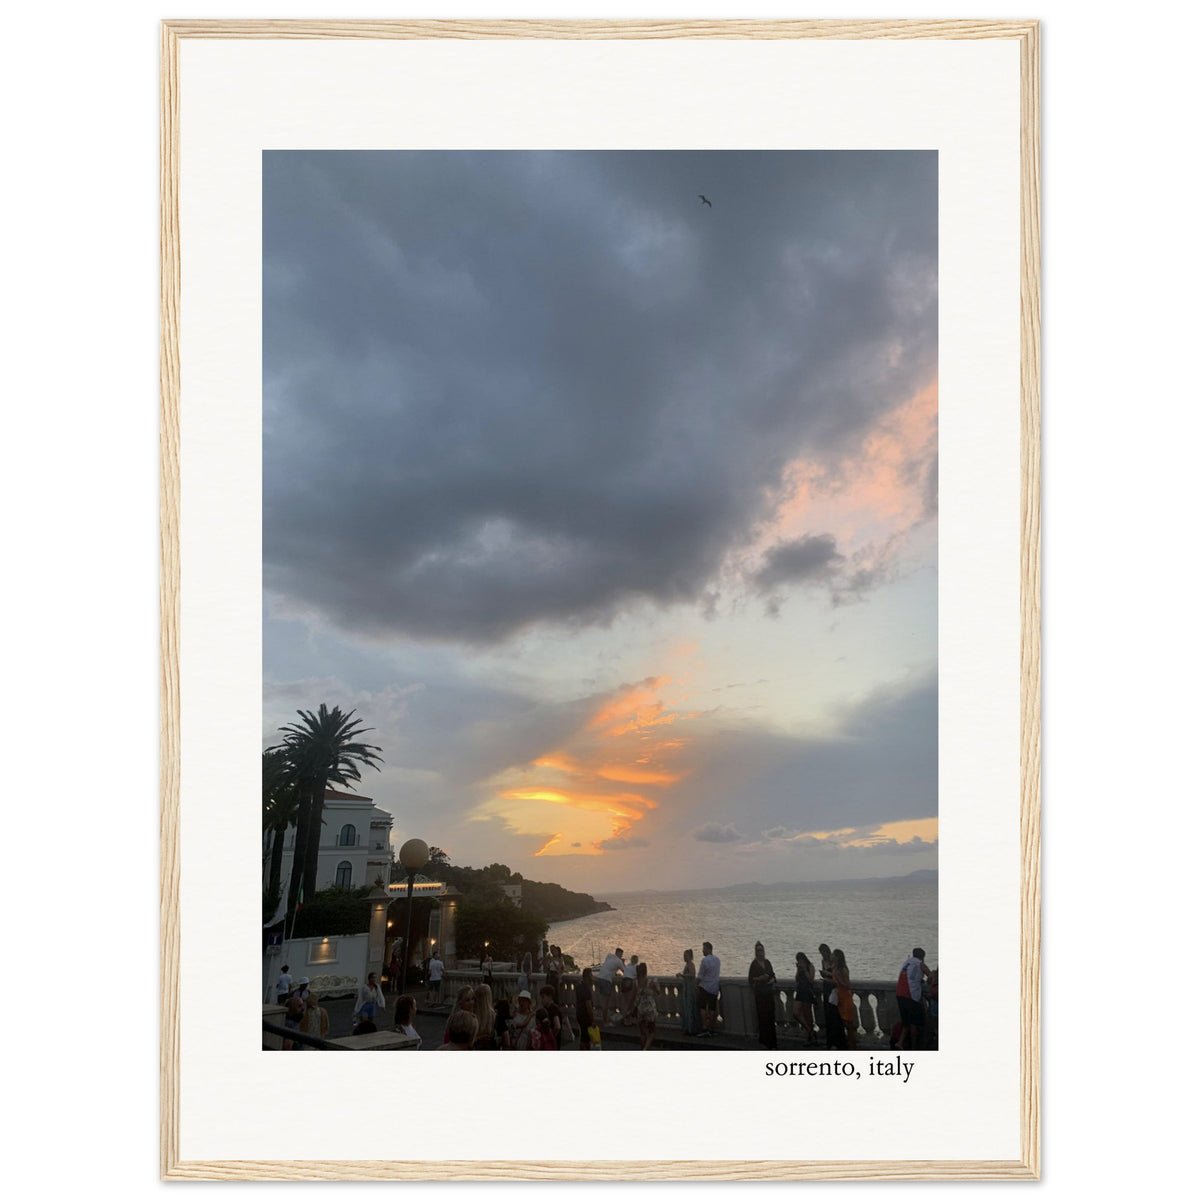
275, 788, 394, 891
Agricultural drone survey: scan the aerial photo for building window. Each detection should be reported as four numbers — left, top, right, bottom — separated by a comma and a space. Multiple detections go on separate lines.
335, 861, 353, 888
338, 823, 356, 846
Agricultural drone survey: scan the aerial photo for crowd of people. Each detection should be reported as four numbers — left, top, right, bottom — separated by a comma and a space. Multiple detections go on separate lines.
561, 939, 937, 1051
272, 938, 938, 1052
272, 964, 333, 1049
743, 941, 938, 1051
420, 967, 583, 1051
273, 967, 402, 1048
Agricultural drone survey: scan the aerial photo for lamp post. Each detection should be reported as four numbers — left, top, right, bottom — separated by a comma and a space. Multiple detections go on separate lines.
398, 838, 429, 994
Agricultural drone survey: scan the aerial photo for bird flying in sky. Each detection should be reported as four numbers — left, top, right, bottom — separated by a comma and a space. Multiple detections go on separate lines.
699, 194, 712, 208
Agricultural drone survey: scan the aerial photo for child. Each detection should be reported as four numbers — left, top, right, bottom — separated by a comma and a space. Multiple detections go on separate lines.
531, 1007, 557, 1050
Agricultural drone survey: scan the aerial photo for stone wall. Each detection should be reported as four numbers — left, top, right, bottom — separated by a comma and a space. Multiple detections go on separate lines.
269, 932, 370, 1000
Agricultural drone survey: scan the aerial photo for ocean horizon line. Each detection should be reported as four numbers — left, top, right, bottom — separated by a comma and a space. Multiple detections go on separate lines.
591, 868, 938, 901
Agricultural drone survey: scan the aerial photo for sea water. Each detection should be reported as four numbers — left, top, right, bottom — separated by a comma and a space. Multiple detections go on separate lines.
549, 877, 937, 981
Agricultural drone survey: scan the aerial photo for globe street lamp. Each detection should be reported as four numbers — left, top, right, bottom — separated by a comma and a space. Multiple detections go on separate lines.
398, 838, 429, 996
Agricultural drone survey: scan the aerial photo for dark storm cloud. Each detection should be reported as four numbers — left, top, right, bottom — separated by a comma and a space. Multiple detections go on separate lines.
692, 822, 742, 843
264, 151, 937, 644
751, 534, 843, 591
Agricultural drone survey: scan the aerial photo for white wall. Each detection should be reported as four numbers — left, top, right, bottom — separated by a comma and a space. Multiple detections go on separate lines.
279, 795, 394, 890
266, 932, 370, 1000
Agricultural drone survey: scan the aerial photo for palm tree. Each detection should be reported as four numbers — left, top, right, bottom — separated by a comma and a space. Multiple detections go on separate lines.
262, 748, 301, 903
270, 704, 383, 910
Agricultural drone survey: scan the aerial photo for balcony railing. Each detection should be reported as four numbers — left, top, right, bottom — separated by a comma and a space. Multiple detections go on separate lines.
441, 968, 905, 1043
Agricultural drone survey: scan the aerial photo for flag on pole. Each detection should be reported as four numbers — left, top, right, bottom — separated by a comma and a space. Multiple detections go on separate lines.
264, 890, 287, 929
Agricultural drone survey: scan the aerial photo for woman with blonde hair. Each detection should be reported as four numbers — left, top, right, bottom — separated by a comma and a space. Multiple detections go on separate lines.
436, 1009, 478, 1050
832, 948, 857, 1050
473, 982, 497, 1049
299, 990, 330, 1045
443, 985, 476, 1044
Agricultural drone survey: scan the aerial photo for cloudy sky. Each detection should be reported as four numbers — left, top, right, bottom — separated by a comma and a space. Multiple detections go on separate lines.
263, 150, 937, 894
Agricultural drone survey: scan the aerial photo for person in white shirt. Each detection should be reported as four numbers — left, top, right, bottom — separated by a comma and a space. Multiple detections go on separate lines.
427, 951, 444, 1004
594, 948, 625, 1025
275, 965, 294, 1003
354, 972, 387, 1026
696, 942, 721, 1037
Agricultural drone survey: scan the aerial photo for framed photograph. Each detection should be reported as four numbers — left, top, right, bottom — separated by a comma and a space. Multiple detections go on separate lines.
161, 17, 1040, 1182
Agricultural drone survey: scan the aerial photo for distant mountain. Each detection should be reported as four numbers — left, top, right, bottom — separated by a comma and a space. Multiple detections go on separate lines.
597, 869, 937, 902
422, 856, 614, 921
521, 877, 614, 922
719, 869, 938, 891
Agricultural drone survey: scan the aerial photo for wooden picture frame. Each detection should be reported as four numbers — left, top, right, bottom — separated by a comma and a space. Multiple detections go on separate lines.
161, 17, 1040, 1181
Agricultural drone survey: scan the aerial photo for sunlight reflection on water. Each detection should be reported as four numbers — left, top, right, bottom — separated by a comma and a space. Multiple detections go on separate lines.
550, 878, 937, 979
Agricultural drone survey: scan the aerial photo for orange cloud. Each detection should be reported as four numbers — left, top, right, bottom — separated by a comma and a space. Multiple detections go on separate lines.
757, 816, 938, 849
532, 753, 580, 774
484, 675, 697, 856
594, 764, 683, 786
766, 378, 937, 553
587, 677, 678, 736
500, 787, 657, 825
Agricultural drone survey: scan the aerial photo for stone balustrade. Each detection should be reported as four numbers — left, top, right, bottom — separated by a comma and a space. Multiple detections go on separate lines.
441, 969, 902, 1043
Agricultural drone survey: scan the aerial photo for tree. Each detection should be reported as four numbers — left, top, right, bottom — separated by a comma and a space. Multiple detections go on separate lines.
262, 748, 300, 905
270, 704, 383, 911
456, 894, 549, 961
288, 886, 372, 939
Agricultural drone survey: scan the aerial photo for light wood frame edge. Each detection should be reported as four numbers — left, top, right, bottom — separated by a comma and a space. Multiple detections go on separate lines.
160, 15, 182, 1185
159, 16, 1041, 1182
1017, 16, 1042, 1185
